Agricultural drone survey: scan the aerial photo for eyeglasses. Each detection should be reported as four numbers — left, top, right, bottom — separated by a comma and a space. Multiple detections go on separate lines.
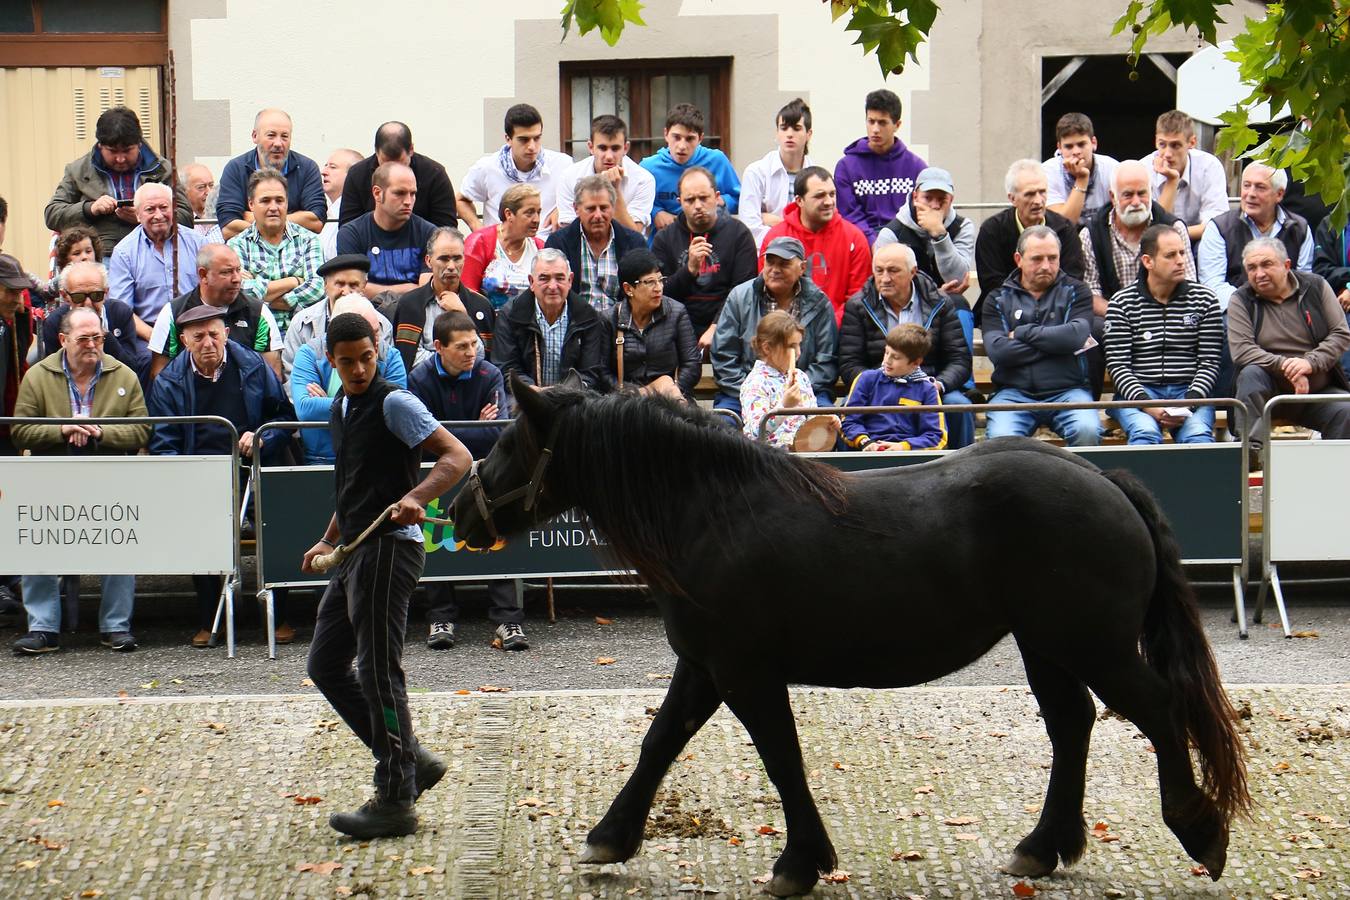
65, 291, 106, 304
71, 334, 105, 346
630, 276, 664, 290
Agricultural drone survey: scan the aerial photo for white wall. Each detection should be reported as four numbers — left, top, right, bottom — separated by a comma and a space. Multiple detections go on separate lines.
179, 0, 928, 182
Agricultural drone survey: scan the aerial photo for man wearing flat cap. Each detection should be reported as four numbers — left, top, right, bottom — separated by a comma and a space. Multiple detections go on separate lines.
283, 253, 396, 387
148, 303, 294, 647
712, 235, 839, 415
148, 243, 282, 380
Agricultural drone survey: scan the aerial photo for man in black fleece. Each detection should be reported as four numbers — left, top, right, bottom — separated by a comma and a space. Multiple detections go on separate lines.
652, 166, 758, 350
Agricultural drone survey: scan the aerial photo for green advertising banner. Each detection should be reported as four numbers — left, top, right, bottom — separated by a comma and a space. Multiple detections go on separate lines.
258, 444, 1245, 587
256, 465, 622, 588
802, 443, 1245, 563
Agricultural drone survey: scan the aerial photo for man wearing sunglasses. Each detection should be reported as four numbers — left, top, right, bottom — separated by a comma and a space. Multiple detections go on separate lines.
39, 261, 149, 384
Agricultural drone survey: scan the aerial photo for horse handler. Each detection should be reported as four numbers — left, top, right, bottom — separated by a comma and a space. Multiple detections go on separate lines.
300, 311, 472, 838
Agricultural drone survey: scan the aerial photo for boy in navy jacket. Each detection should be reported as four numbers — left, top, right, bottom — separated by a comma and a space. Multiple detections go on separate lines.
842, 322, 946, 450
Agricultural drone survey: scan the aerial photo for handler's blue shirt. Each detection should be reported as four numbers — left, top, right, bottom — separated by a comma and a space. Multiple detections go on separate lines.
341, 388, 440, 541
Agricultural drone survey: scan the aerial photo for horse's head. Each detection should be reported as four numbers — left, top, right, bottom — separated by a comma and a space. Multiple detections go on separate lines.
452, 371, 584, 549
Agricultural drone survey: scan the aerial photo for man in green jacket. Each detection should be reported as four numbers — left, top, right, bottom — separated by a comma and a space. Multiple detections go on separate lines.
11, 307, 150, 654
44, 106, 192, 252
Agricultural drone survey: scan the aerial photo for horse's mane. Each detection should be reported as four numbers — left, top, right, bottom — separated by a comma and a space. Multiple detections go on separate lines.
542, 389, 849, 596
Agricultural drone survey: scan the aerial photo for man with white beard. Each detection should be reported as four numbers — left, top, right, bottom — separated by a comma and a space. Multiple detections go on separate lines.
1077, 160, 1194, 396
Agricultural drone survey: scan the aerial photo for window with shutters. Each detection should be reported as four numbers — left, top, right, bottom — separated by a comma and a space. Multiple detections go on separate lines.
560, 58, 732, 163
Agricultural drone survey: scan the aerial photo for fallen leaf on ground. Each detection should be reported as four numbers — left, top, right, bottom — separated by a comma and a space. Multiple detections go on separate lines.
646, 673, 672, 680
478, 685, 511, 693
757, 825, 780, 835
988, 731, 1009, 738
822, 871, 850, 884
1189, 864, 1209, 877
913, 785, 934, 795
202, 722, 227, 734
595, 657, 617, 666
491, 638, 504, 650
408, 865, 440, 875
46, 799, 63, 808
335, 888, 352, 897
170, 678, 184, 685
1023, 804, 1041, 813
954, 833, 979, 841
1296, 811, 1337, 824
1291, 631, 1319, 639
1012, 881, 1037, 897
14, 860, 40, 870
296, 861, 343, 875
595, 616, 613, 625
892, 850, 923, 861
1294, 867, 1323, 880
944, 816, 979, 826
752, 874, 771, 884
727, 837, 741, 846
1273, 761, 1291, 772
300, 677, 315, 687
79, 891, 104, 898
116, 690, 129, 700
292, 796, 322, 805
518, 797, 542, 807
833, 761, 849, 771
140, 680, 159, 689
454, 689, 472, 695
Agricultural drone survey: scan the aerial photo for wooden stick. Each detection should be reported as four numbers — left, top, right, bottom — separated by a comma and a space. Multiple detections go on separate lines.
311, 505, 454, 572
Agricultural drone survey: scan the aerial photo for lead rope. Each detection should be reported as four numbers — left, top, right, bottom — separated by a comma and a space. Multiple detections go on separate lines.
311, 503, 453, 573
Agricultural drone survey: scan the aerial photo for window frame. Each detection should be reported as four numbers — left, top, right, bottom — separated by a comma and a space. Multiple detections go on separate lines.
559, 57, 733, 163
0, 0, 167, 66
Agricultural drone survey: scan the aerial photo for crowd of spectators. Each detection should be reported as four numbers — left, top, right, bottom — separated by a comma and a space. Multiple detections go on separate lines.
2, 93, 1349, 656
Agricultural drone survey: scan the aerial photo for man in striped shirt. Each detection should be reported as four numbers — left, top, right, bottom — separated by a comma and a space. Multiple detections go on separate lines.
1103, 225, 1223, 443
227, 167, 325, 336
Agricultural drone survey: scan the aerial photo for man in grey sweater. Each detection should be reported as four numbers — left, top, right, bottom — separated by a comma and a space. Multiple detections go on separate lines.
1228, 236, 1350, 459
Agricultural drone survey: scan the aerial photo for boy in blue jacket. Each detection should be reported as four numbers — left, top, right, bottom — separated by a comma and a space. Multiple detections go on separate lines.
843, 322, 946, 450
642, 103, 741, 230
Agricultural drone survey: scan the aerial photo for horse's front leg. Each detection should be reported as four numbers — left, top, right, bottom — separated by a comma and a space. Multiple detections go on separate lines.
580, 657, 723, 864
718, 680, 836, 898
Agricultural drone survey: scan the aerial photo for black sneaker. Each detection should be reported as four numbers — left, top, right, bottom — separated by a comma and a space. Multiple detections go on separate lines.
427, 622, 456, 650
415, 746, 447, 800
495, 622, 529, 651
101, 632, 138, 652
13, 631, 59, 655
329, 797, 417, 839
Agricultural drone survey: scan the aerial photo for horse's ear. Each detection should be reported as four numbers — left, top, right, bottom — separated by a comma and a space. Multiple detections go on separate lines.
510, 373, 552, 424
558, 369, 584, 391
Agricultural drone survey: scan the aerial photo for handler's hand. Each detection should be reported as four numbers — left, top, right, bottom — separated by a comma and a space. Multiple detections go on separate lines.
301, 541, 332, 574
390, 496, 426, 526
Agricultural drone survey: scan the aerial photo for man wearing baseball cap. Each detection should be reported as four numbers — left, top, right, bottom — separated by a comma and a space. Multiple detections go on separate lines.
712, 235, 838, 415
874, 166, 977, 298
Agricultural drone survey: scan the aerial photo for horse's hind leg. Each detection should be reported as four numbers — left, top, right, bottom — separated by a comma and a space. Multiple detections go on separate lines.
1005, 640, 1097, 878
1078, 653, 1229, 877
580, 658, 722, 864
719, 680, 836, 898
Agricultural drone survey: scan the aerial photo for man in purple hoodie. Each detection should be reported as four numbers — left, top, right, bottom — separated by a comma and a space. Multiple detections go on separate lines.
833, 89, 928, 246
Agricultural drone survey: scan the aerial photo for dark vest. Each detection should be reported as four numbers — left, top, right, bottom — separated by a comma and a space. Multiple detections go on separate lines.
1214, 208, 1309, 290
1086, 202, 1179, 300
329, 377, 421, 544
882, 209, 968, 285
169, 288, 264, 355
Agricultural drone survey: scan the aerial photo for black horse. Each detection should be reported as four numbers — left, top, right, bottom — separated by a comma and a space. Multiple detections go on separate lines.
452, 375, 1250, 897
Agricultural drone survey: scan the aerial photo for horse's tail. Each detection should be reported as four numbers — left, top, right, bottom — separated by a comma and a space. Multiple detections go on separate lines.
1103, 468, 1251, 822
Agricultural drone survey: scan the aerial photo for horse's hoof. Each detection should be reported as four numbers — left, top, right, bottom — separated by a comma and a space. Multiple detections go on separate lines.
764, 873, 817, 897
578, 841, 629, 865
1001, 853, 1055, 878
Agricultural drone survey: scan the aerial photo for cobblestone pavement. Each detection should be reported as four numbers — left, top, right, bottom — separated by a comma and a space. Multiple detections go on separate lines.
0, 685, 1348, 899
0, 589, 1347, 699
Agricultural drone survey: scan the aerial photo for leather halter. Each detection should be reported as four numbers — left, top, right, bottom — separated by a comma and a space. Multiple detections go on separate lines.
463, 419, 560, 544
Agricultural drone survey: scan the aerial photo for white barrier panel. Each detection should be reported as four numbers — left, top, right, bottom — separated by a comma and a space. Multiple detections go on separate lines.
1268, 439, 1350, 562
0, 456, 236, 575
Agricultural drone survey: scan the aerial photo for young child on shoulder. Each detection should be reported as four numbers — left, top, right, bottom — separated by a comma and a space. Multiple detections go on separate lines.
740, 310, 838, 449
843, 322, 947, 451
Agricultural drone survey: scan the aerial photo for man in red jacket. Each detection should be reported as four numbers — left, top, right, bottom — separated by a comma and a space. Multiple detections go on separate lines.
760, 167, 871, 324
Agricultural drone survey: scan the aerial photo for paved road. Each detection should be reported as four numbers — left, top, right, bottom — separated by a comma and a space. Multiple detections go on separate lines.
0, 579, 1346, 701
